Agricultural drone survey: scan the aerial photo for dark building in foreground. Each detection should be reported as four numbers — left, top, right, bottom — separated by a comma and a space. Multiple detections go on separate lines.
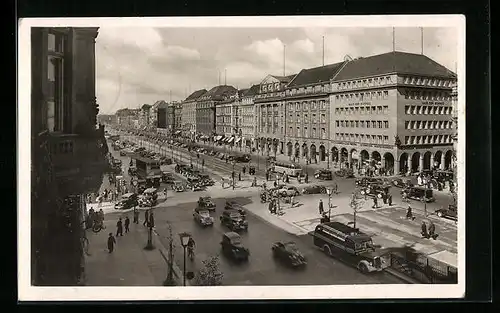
31, 27, 108, 285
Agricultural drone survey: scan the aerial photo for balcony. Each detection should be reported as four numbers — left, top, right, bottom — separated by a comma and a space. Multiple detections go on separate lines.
48, 127, 108, 196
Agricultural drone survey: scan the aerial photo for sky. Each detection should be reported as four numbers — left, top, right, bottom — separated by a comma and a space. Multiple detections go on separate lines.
96, 26, 458, 114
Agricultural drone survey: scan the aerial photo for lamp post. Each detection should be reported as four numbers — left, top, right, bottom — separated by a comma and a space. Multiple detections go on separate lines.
326, 152, 330, 169
232, 161, 236, 190
178, 232, 191, 286
326, 188, 332, 219
145, 207, 155, 250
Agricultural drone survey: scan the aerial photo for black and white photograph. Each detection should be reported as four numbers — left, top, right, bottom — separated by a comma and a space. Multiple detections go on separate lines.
18, 15, 465, 300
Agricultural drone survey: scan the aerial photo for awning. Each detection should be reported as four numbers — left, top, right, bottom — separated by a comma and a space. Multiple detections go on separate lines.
228, 137, 234, 143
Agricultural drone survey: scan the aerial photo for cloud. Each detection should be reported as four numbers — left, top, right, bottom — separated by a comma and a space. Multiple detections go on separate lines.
95, 26, 459, 114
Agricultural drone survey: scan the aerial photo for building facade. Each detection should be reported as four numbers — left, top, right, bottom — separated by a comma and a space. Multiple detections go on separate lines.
238, 84, 260, 149
173, 101, 183, 135
282, 62, 346, 165
215, 99, 234, 137
196, 85, 237, 137
255, 74, 296, 156
31, 27, 108, 285
139, 104, 152, 129
166, 103, 175, 134
156, 101, 168, 131
181, 89, 207, 139
329, 51, 457, 175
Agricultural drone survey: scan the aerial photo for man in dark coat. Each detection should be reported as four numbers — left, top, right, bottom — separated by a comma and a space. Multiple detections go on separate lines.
388, 194, 393, 206
319, 199, 324, 215
133, 207, 139, 224
116, 218, 123, 237
148, 212, 155, 228
107, 233, 116, 253
143, 210, 149, 226
421, 221, 428, 238
124, 216, 130, 233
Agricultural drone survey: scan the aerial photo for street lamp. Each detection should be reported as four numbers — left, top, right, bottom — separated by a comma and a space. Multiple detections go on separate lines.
326, 188, 333, 220
232, 161, 236, 190
145, 208, 155, 250
179, 232, 191, 286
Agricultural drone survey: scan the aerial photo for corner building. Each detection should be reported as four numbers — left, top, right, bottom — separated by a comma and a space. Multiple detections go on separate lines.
329, 51, 457, 175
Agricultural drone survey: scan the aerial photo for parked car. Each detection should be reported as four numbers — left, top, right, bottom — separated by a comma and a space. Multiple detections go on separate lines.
401, 186, 435, 202
302, 185, 327, 195
220, 232, 249, 261
334, 168, 354, 178
391, 177, 414, 188
359, 184, 391, 199
224, 201, 246, 216
314, 169, 333, 180
187, 178, 205, 191
138, 195, 156, 207
220, 210, 248, 231
199, 174, 215, 186
276, 186, 300, 197
161, 172, 175, 184
172, 181, 185, 192
114, 193, 139, 210
355, 177, 385, 188
193, 207, 214, 226
271, 241, 307, 267
235, 154, 251, 163
198, 196, 216, 212
435, 204, 457, 220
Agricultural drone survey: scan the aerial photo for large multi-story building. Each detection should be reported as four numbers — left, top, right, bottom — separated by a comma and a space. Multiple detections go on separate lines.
196, 85, 237, 137
97, 114, 117, 125
156, 101, 168, 134
283, 61, 346, 165
255, 74, 296, 155
166, 102, 175, 134
215, 95, 237, 138
181, 89, 207, 139
139, 104, 152, 129
173, 101, 183, 135
116, 108, 139, 129
149, 101, 161, 129
329, 51, 457, 175
31, 27, 108, 285
237, 84, 260, 150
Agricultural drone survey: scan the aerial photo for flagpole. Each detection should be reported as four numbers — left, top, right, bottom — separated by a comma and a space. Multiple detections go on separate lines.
392, 27, 395, 52
322, 36, 325, 66
421, 27, 424, 55
283, 44, 286, 76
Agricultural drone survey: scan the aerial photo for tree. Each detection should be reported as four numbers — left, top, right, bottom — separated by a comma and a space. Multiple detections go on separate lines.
350, 189, 365, 229
163, 222, 177, 286
193, 255, 224, 286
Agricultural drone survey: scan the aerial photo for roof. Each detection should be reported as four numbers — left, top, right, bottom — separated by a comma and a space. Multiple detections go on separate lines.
141, 104, 151, 110
201, 85, 237, 101
157, 101, 168, 109
132, 155, 160, 164
243, 84, 260, 97
333, 51, 457, 81
288, 61, 346, 87
224, 231, 241, 238
238, 88, 249, 97
270, 74, 296, 83
185, 89, 207, 101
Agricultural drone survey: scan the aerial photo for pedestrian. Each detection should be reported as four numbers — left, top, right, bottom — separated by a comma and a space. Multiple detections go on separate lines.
388, 194, 393, 206
242, 166, 246, 175
274, 181, 277, 188
268, 199, 274, 214
265, 172, 269, 181
305, 173, 309, 184
406, 205, 414, 220
319, 199, 324, 215
116, 217, 123, 236
124, 216, 130, 233
143, 210, 149, 226
428, 221, 436, 239
133, 207, 139, 224
372, 197, 378, 209
421, 221, 428, 238
290, 195, 295, 208
107, 233, 116, 253
382, 193, 387, 204
238, 172, 241, 181
149, 212, 155, 228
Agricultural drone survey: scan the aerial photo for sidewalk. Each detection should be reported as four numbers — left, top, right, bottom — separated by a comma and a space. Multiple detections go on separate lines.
84, 214, 185, 286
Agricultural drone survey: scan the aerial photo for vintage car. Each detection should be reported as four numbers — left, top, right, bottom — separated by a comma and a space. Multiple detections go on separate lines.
359, 184, 391, 199
199, 174, 215, 186
301, 185, 327, 195
172, 181, 185, 192
272, 241, 307, 267
128, 166, 137, 176
234, 154, 251, 163
276, 186, 300, 197
160, 157, 173, 165
391, 177, 414, 188
355, 177, 385, 188
220, 232, 249, 261
401, 186, 435, 202
220, 210, 248, 231
334, 168, 354, 178
314, 169, 333, 180
224, 201, 246, 216
138, 195, 156, 207
114, 193, 139, 210
435, 204, 457, 220
312, 222, 390, 273
198, 196, 216, 212
193, 207, 214, 226
187, 178, 205, 191
161, 172, 175, 184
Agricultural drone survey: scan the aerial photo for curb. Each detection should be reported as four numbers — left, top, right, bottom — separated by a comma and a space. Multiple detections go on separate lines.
384, 268, 421, 284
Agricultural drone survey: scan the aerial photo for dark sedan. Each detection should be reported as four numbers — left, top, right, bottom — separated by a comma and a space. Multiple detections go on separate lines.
272, 241, 307, 267
198, 196, 216, 212
301, 185, 327, 195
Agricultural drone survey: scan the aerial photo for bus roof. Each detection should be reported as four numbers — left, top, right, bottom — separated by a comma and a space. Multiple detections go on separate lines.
317, 221, 370, 239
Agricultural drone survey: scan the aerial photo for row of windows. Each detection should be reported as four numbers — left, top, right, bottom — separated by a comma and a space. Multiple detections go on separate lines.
405, 106, 453, 115
336, 120, 390, 129
216, 117, 232, 124
287, 113, 327, 124
405, 135, 453, 145
335, 91, 389, 102
286, 84, 330, 96
401, 76, 454, 88
335, 106, 389, 115
337, 76, 393, 90
401, 89, 452, 101
334, 133, 390, 144
288, 127, 327, 139
405, 120, 453, 130
286, 100, 328, 111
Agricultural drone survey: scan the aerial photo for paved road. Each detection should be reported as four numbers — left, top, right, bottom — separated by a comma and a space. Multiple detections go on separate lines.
151, 198, 404, 285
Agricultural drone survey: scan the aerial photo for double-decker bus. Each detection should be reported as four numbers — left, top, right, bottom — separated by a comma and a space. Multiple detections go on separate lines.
134, 156, 162, 187
272, 161, 303, 177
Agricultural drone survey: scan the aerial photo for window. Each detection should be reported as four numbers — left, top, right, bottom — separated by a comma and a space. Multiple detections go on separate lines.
312, 101, 317, 110
377, 121, 382, 128
297, 127, 300, 137
361, 121, 365, 128
360, 107, 365, 115
350, 121, 355, 128
371, 106, 376, 114
289, 127, 293, 135
384, 135, 389, 142
372, 121, 376, 128
383, 91, 389, 99
383, 106, 389, 114
321, 128, 326, 139
405, 136, 409, 145
384, 121, 389, 128
312, 114, 316, 123
304, 127, 308, 137
336, 121, 340, 127
377, 106, 383, 114
47, 31, 67, 132
312, 128, 317, 138
366, 120, 370, 128
321, 101, 326, 110
321, 114, 326, 123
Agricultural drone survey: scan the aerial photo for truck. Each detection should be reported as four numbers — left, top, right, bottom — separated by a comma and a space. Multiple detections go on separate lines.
134, 156, 162, 188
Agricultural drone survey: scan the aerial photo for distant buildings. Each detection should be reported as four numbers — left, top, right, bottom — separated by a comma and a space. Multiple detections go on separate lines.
196, 85, 238, 137
182, 89, 207, 139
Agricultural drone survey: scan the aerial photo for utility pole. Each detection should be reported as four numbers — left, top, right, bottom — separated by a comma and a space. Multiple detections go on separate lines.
322, 36, 325, 66
392, 27, 396, 52
283, 44, 286, 76
218, 71, 221, 85
421, 27, 424, 55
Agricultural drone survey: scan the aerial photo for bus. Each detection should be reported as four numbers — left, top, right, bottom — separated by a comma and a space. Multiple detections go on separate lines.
272, 161, 303, 177
134, 156, 162, 187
